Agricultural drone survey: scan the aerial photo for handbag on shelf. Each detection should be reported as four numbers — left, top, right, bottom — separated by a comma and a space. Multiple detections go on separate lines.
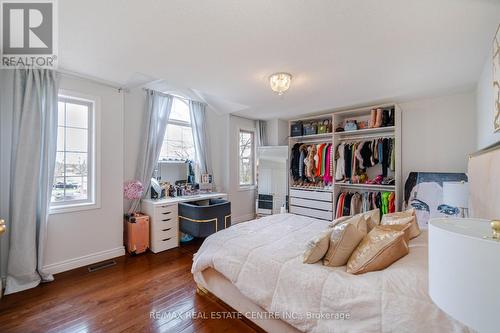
317, 119, 331, 134
344, 120, 358, 132
303, 122, 318, 136
291, 122, 303, 137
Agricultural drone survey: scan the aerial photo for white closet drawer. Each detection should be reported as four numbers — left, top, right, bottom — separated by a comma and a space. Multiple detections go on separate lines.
290, 189, 332, 202
154, 205, 178, 220
290, 197, 333, 211
150, 236, 178, 253
151, 216, 177, 231
151, 226, 177, 243
290, 205, 333, 221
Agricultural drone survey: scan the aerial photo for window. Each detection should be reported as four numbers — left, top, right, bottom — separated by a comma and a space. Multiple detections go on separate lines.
51, 94, 96, 210
239, 130, 255, 186
159, 97, 195, 161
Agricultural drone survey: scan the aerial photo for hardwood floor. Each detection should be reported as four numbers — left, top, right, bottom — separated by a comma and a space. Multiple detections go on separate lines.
0, 240, 257, 333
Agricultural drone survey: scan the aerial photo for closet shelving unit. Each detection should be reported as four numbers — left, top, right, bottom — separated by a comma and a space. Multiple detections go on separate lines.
288, 104, 402, 221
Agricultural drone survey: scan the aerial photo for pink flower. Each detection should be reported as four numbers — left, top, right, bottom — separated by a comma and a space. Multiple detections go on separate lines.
124, 180, 144, 200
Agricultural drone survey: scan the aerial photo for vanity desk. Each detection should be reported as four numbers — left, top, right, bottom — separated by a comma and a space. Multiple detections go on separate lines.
142, 192, 228, 253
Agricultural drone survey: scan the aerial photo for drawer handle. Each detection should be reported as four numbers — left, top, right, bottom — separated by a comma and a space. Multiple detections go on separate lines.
162, 211, 171, 215
162, 228, 171, 232
162, 218, 171, 222
162, 237, 172, 242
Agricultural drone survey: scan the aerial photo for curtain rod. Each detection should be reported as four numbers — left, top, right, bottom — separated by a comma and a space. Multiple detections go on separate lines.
142, 87, 208, 105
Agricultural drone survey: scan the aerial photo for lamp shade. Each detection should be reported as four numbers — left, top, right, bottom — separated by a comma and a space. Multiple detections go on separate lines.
429, 218, 500, 333
442, 181, 469, 208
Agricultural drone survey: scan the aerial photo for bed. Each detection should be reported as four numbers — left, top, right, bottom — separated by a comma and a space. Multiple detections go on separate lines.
191, 213, 470, 333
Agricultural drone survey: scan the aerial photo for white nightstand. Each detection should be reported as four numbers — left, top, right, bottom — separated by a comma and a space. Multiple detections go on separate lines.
429, 218, 500, 333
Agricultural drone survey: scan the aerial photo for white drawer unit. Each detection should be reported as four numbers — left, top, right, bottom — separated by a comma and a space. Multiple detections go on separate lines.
141, 202, 179, 253
290, 197, 333, 211
290, 189, 332, 202
289, 205, 333, 221
151, 237, 178, 254
154, 204, 178, 221
289, 189, 333, 221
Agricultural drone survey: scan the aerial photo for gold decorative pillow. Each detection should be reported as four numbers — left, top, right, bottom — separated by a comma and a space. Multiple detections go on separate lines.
377, 220, 412, 243
381, 209, 421, 239
323, 214, 367, 267
303, 229, 333, 264
363, 209, 380, 231
346, 226, 409, 274
328, 216, 352, 228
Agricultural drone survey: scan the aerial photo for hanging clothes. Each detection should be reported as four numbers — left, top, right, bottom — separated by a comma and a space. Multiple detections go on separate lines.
344, 144, 352, 179
321, 143, 328, 176
290, 143, 301, 181
335, 190, 395, 217
381, 138, 390, 177
298, 144, 307, 180
350, 192, 362, 215
381, 192, 390, 215
336, 137, 395, 183
335, 143, 345, 181
390, 140, 396, 172
343, 193, 353, 217
291, 142, 335, 187
323, 144, 332, 184
336, 192, 346, 218
304, 144, 316, 179
360, 141, 373, 169
388, 192, 396, 213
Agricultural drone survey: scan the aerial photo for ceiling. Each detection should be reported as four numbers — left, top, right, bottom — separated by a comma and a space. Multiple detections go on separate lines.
58, 0, 500, 119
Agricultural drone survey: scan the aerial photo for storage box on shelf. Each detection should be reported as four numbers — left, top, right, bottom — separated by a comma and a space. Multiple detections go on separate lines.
288, 104, 402, 220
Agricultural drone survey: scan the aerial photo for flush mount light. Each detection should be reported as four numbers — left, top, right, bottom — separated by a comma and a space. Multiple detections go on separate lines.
269, 72, 292, 95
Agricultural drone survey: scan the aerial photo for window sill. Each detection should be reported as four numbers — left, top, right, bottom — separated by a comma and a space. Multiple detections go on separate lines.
238, 185, 256, 192
49, 202, 100, 215
158, 160, 188, 164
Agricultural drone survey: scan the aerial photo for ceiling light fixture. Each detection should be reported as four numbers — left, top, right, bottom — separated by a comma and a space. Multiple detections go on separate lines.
269, 72, 292, 95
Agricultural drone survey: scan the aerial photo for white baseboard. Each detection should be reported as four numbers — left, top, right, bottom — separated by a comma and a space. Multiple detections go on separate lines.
43, 246, 125, 275
232, 213, 256, 224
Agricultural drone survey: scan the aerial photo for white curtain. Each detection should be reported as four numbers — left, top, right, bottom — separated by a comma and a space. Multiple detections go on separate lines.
189, 100, 212, 175
130, 90, 174, 213
256, 120, 267, 147
0, 69, 59, 294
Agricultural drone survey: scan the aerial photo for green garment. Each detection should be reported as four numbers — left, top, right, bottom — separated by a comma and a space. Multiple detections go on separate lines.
381, 191, 390, 215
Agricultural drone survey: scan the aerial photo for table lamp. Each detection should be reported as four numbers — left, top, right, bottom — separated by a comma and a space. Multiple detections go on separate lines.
443, 181, 469, 217
429, 218, 500, 333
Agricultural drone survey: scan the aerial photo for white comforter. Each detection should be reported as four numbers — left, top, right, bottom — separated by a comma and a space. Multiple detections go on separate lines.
192, 214, 469, 333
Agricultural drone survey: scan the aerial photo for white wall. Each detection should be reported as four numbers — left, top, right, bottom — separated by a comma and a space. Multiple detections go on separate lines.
205, 110, 230, 193
228, 116, 257, 223
265, 119, 289, 146
400, 92, 476, 184
476, 49, 500, 150
44, 76, 124, 273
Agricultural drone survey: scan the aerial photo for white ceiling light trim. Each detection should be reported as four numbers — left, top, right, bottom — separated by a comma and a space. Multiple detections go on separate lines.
269, 72, 292, 95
